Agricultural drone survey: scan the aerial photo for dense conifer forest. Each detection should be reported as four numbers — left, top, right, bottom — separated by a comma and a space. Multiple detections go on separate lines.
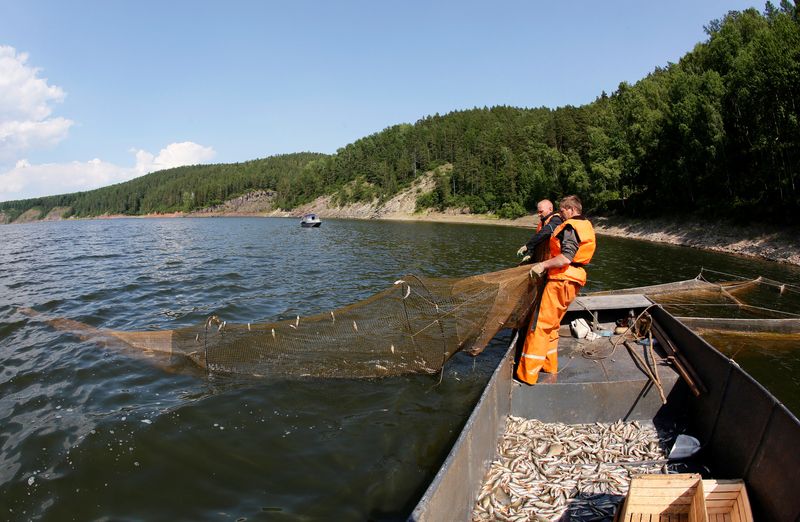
0, 153, 325, 221
2, 4, 798, 224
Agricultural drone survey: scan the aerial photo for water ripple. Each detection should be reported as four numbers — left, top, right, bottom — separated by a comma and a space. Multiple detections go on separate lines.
0, 217, 798, 520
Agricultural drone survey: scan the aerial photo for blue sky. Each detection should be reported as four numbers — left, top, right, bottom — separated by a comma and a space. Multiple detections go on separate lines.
0, 0, 762, 202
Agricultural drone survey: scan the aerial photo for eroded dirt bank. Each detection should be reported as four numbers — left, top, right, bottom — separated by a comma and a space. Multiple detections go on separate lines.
590, 215, 800, 267
3, 180, 798, 266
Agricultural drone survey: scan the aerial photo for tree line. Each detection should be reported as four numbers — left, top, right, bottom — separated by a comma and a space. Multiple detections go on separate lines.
313, 3, 800, 223
2, 3, 798, 224
0, 153, 325, 221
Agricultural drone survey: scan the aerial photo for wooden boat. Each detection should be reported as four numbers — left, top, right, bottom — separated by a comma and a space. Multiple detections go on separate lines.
300, 213, 322, 227
410, 293, 800, 521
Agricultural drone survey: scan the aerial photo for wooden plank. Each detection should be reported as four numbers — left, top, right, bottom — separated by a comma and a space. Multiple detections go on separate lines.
692, 480, 708, 522
650, 321, 706, 396
736, 486, 753, 522
706, 486, 742, 498
630, 474, 702, 484
704, 481, 744, 490
621, 475, 707, 521
627, 489, 697, 497
701, 479, 752, 522
733, 497, 746, 522
709, 499, 739, 505
707, 492, 740, 499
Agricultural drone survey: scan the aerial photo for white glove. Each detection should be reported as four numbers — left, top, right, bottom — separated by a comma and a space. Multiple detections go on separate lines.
530, 262, 547, 278
516, 245, 527, 256
520, 255, 531, 264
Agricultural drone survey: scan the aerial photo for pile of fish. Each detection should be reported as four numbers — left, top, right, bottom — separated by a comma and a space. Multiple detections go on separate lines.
472, 417, 669, 521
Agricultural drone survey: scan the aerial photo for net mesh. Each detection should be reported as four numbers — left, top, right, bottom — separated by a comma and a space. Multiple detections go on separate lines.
101, 265, 538, 378
590, 271, 800, 340
30, 266, 799, 378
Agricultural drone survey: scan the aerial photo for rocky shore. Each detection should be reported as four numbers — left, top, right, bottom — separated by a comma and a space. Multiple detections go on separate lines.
3, 178, 798, 266
591, 216, 800, 266
131, 208, 800, 266
281, 187, 800, 266
383, 212, 800, 266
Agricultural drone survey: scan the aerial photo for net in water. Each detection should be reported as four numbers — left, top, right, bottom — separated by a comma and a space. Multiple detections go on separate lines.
35, 265, 538, 378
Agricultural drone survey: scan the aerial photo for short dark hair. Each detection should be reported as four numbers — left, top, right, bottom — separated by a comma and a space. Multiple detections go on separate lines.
560, 195, 582, 213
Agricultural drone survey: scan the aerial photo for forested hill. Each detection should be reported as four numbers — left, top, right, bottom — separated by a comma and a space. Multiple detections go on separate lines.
2, 4, 799, 224
311, 4, 800, 224
0, 153, 326, 222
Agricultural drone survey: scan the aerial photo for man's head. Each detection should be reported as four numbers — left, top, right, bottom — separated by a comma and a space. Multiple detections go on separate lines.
536, 199, 553, 218
559, 195, 583, 220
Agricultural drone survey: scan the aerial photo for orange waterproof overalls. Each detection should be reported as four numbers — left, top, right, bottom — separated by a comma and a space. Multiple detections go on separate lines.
516, 217, 596, 384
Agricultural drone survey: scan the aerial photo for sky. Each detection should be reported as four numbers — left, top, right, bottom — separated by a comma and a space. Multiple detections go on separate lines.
0, 0, 763, 203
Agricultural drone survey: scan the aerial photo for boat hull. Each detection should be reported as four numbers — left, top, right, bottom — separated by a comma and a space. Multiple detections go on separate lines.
410, 299, 800, 521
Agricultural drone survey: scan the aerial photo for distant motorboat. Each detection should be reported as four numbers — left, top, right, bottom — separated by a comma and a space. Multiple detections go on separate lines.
300, 214, 322, 227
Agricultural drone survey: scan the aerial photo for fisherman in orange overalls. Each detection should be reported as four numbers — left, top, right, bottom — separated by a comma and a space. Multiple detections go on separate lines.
516, 195, 596, 385
516, 199, 563, 264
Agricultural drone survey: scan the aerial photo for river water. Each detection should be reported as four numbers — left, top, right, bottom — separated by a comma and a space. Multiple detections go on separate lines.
1, 217, 798, 521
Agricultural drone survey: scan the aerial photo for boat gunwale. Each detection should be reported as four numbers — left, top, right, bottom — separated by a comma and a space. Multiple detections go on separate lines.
410, 303, 800, 522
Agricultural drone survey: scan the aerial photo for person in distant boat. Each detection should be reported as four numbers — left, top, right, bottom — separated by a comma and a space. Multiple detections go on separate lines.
516, 199, 562, 264
516, 195, 596, 385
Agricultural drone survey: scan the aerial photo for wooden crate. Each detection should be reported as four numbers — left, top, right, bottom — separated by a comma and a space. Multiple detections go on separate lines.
618, 474, 708, 522
702, 479, 753, 522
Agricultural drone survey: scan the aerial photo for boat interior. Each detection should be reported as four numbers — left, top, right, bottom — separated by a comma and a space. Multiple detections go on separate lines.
411, 294, 800, 521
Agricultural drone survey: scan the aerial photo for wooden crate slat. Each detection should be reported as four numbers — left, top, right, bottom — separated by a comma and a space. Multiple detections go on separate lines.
620, 474, 708, 522
701, 479, 752, 522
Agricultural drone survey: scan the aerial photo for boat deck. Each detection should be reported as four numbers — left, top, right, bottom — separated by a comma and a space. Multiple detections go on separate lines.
413, 295, 683, 521
412, 294, 800, 522
513, 294, 680, 424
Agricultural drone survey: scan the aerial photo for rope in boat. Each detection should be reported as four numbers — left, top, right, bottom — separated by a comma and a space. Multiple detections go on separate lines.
579, 304, 668, 403
580, 304, 662, 361
579, 300, 799, 366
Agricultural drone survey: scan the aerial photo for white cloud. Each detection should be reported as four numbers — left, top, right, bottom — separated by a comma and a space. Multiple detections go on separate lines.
0, 142, 216, 202
132, 141, 216, 175
0, 45, 73, 162
0, 46, 218, 203
0, 158, 128, 201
